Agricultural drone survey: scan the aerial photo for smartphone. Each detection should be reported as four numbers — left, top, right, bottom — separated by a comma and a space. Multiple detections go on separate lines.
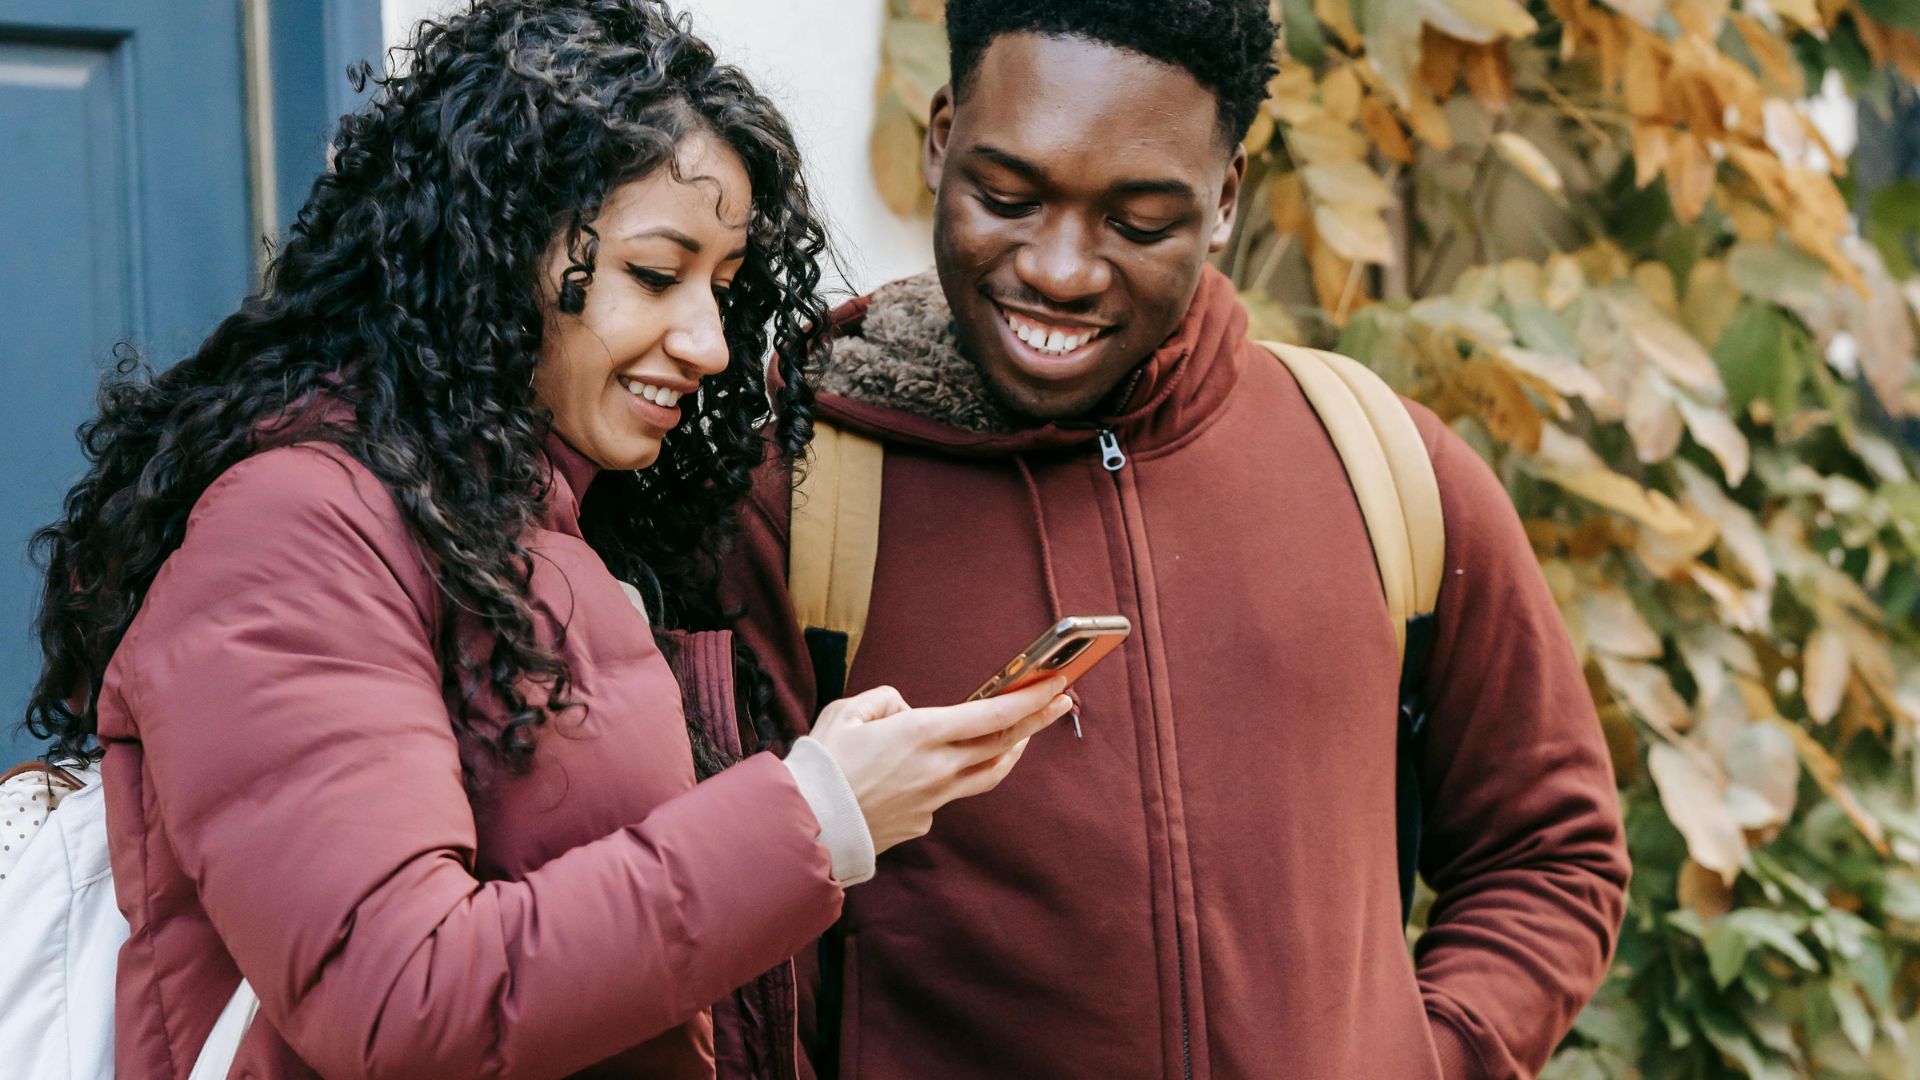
967, 616, 1132, 702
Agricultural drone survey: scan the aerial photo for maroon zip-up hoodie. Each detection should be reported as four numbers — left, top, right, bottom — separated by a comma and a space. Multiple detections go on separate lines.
725, 266, 1629, 1079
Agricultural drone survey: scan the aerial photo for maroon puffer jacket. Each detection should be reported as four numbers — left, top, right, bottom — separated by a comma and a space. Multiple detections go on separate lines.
96, 435, 839, 1078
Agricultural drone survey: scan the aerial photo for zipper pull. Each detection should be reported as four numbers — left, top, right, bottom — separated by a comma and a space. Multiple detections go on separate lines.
1096, 428, 1128, 472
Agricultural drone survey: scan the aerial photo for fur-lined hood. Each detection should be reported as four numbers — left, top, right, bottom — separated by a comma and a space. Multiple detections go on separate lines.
813, 265, 1253, 459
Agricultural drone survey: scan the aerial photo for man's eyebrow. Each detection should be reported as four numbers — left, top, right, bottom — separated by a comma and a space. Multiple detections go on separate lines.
969, 144, 1047, 182
624, 225, 750, 261
969, 144, 1196, 201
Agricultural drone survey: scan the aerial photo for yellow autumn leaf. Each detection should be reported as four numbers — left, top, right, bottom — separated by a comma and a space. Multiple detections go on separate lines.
1675, 394, 1751, 485
1312, 200, 1397, 265
1283, 112, 1370, 164
1607, 0, 1667, 28
1493, 132, 1567, 199
1626, 368, 1686, 464
1582, 588, 1664, 659
1302, 160, 1397, 209
1723, 720, 1800, 830
1419, 0, 1538, 43
1266, 65, 1320, 125
1769, 717, 1890, 853
870, 92, 930, 217
1803, 628, 1850, 724
1687, 563, 1768, 632
1610, 294, 1725, 394
1530, 444, 1700, 537
1243, 111, 1276, 157
1633, 123, 1673, 189
1649, 741, 1746, 884
1316, 0, 1363, 49
1320, 65, 1365, 125
1403, 84, 1455, 150
1674, 460, 1774, 590
1499, 347, 1618, 411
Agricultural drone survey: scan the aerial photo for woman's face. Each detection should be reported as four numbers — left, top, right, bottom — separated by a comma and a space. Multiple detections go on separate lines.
534, 131, 751, 471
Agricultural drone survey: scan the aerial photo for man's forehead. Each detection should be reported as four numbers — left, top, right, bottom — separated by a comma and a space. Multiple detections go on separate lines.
956, 34, 1223, 189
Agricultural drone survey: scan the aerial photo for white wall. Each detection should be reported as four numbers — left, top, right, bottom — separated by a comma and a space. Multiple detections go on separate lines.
381, 0, 934, 296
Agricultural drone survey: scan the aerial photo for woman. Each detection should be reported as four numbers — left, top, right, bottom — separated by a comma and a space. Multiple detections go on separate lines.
24, 2, 1066, 1077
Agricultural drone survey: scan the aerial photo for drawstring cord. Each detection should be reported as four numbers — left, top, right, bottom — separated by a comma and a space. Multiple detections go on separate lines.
1014, 455, 1082, 738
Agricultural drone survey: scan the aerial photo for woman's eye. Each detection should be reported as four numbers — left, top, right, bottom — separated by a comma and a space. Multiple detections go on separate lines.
979, 193, 1038, 219
626, 265, 678, 293
1112, 219, 1174, 244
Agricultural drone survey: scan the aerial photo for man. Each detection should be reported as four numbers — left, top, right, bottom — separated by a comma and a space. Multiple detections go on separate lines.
724, 1, 1630, 1076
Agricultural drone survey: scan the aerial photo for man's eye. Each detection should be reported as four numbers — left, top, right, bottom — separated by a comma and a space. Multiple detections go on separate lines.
1112, 219, 1174, 244
979, 193, 1038, 218
626, 265, 678, 293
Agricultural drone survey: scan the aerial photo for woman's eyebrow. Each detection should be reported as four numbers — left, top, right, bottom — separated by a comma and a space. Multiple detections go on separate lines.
623, 225, 750, 260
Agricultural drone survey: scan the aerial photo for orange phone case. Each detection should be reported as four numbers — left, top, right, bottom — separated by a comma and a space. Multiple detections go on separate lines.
967, 616, 1132, 701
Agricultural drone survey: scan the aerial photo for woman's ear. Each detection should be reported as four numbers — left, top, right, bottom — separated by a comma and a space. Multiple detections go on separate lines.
922, 84, 955, 196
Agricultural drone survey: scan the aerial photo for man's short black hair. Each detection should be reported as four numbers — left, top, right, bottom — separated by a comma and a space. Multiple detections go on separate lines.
946, 0, 1279, 146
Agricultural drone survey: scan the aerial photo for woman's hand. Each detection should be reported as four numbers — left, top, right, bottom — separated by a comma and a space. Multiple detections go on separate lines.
810, 680, 1070, 855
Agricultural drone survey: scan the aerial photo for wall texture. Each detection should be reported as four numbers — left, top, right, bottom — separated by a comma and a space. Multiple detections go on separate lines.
381, 0, 934, 295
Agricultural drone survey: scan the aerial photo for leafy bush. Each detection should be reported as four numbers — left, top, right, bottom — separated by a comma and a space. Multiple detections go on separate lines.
873, 0, 1920, 1073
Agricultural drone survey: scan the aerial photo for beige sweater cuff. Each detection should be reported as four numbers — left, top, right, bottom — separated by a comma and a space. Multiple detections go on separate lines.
781, 736, 876, 886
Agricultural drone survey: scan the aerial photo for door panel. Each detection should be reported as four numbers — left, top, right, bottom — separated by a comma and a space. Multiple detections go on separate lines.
1, 2, 252, 761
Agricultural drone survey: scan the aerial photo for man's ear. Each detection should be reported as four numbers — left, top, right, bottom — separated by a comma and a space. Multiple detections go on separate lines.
1207, 144, 1249, 253
922, 84, 956, 195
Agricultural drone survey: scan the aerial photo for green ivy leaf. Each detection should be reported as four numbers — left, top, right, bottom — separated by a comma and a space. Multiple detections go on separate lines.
1714, 302, 1784, 414
1860, 0, 1920, 31
1280, 0, 1325, 65
1829, 978, 1876, 1056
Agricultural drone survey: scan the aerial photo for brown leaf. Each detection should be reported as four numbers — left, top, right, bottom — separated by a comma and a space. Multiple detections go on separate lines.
1649, 741, 1746, 884
1462, 41, 1517, 111
1665, 131, 1716, 222
1623, 32, 1669, 120
1420, 26, 1470, 99
1269, 171, 1309, 237
1461, 361, 1545, 450
1359, 95, 1416, 164
1681, 258, 1742, 350
1731, 13, 1806, 97
1679, 857, 1736, 919
1303, 160, 1397, 209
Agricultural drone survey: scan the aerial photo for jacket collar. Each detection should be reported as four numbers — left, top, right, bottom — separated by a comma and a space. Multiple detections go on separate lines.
813, 264, 1249, 460
540, 430, 600, 537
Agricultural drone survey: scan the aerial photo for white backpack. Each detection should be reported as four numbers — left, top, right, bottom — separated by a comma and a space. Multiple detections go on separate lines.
0, 761, 257, 1079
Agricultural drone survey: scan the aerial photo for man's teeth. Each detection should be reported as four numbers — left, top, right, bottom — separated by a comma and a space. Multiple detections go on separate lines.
1004, 312, 1098, 356
621, 378, 683, 407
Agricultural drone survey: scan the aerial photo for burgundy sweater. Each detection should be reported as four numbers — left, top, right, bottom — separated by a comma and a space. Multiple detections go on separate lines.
724, 266, 1629, 1079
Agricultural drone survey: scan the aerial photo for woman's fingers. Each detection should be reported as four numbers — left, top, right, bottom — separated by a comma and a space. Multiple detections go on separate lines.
816, 684, 911, 735
919, 679, 1067, 742
951, 736, 1033, 799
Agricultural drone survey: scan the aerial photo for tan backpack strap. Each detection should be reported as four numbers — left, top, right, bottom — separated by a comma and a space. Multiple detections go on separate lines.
789, 419, 886, 678
1260, 342, 1444, 664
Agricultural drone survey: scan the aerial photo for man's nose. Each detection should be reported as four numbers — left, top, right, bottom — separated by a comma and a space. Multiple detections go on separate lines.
1012, 215, 1111, 305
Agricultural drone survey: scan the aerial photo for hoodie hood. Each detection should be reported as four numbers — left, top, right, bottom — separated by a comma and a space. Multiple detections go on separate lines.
815, 264, 1250, 460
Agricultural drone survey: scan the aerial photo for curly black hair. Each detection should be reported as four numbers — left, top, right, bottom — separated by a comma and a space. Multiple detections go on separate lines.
26, 0, 827, 784
945, 0, 1279, 146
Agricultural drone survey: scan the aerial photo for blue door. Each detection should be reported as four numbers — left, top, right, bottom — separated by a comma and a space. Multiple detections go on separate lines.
0, 0, 378, 762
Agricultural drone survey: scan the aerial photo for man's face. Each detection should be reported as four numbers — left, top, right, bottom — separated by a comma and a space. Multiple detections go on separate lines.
923, 32, 1245, 420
